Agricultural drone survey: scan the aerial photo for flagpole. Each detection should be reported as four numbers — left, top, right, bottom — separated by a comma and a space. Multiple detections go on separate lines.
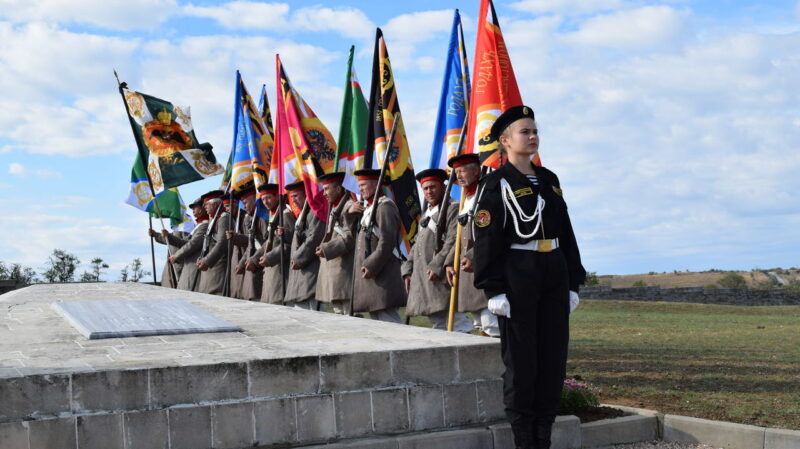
148, 215, 158, 284
279, 194, 286, 300
114, 70, 178, 286
223, 188, 234, 297
447, 187, 467, 331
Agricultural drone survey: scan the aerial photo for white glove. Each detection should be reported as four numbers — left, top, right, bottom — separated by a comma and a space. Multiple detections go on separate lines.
488, 294, 511, 318
569, 290, 580, 313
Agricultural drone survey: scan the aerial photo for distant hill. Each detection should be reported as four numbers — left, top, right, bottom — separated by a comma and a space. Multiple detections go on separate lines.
597, 268, 799, 289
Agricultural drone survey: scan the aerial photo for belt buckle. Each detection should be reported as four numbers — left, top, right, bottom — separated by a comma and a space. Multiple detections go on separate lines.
537, 239, 552, 252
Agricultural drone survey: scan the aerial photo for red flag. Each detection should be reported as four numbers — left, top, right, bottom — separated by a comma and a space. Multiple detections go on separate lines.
274, 55, 335, 221
465, 0, 540, 167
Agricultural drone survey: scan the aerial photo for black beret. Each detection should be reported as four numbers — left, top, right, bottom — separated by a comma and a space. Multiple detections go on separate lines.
490, 105, 535, 141
257, 183, 279, 193
188, 197, 203, 208
318, 172, 346, 185
284, 180, 305, 192
353, 169, 390, 184
201, 190, 224, 203
447, 153, 480, 168
232, 180, 256, 200
415, 168, 448, 184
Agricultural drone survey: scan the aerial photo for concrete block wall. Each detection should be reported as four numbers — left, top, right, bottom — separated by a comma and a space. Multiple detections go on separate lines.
0, 344, 505, 449
581, 286, 800, 306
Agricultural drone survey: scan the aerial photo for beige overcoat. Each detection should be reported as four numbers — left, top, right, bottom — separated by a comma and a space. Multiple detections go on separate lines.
352, 197, 407, 313
402, 198, 458, 316
198, 212, 230, 296
284, 202, 325, 304
165, 222, 208, 291
236, 215, 268, 301
445, 192, 489, 312
253, 206, 295, 304
228, 212, 248, 299
315, 196, 358, 303
153, 231, 188, 288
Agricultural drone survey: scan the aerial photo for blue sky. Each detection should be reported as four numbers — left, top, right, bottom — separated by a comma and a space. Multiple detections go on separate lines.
1, 0, 799, 280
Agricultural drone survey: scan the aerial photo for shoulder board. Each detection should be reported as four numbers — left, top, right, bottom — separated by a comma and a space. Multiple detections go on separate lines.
513, 187, 534, 198
552, 186, 563, 197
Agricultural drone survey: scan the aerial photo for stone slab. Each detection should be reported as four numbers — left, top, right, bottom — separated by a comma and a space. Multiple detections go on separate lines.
663, 414, 766, 449
765, 427, 800, 449
490, 416, 581, 449
52, 298, 241, 339
0, 283, 497, 378
581, 414, 658, 447
397, 428, 493, 449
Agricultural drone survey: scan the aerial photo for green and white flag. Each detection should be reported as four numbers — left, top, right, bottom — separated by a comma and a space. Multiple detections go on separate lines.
122, 87, 223, 194
336, 46, 369, 194
127, 152, 195, 232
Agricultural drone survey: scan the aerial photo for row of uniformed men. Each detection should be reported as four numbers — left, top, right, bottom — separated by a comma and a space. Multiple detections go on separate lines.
149, 153, 498, 335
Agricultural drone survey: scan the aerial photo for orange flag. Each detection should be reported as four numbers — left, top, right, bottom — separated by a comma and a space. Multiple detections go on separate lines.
465, 0, 540, 167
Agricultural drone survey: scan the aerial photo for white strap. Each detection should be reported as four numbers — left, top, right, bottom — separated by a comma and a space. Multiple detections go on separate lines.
500, 178, 545, 239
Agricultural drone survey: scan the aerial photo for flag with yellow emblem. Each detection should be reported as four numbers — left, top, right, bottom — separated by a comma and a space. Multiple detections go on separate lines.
365, 28, 422, 255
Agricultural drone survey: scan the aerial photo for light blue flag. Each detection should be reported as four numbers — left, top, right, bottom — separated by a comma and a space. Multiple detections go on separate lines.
429, 9, 471, 199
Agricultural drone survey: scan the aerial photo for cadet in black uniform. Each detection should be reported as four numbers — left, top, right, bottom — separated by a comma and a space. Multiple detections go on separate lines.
472, 106, 586, 449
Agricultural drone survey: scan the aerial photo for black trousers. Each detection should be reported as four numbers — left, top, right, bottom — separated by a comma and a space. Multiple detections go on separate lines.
498, 249, 570, 445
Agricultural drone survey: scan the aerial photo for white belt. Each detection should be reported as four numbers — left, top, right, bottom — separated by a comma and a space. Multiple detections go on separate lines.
510, 238, 559, 252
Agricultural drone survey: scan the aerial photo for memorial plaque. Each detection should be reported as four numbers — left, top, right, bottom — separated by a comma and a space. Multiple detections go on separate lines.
52, 299, 242, 339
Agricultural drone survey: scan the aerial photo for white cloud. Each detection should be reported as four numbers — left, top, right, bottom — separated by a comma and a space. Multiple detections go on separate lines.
510, 0, 624, 15
0, 22, 139, 102
182, 1, 290, 30
0, 0, 179, 30
565, 6, 689, 48
7, 162, 61, 178
495, 9, 800, 273
383, 10, 454, 44
292, 7, 375, 39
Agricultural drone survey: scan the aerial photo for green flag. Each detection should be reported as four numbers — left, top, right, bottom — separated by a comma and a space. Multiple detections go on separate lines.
126, 152, 195, 231
336, 45, 369, 193
121, 87, 223, 194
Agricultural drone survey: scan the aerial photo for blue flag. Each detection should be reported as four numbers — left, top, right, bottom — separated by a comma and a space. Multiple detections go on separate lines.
429, 9, 471, 199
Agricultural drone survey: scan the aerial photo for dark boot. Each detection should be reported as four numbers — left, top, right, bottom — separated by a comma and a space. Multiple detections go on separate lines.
533, 416, 554, 449
512, 424, 536, 449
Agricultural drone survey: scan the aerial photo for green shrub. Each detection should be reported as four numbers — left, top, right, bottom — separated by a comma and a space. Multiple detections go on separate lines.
718, 273, 747, 289
584, 272, 599, 286
704, 284, 718, 289
558, 378, 600, 414
632, 280, 647, 287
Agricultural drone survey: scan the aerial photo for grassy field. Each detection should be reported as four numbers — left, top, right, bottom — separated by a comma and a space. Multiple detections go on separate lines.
598, 269, 800, 288
568, 300, 800, 429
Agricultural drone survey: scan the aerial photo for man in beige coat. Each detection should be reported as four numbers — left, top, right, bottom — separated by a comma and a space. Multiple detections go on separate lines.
148, 226, 188, 288
230, 182, 266, 301
197, 190, 229, 295
251, 184, 295, 304
222, 195, 245, 298
315, 172, 359, 315
445, 153, 499, 337
351, 169, 406, 323
402, 169, 472, 331
164, 198, 209, 291
283, 180, 325, 310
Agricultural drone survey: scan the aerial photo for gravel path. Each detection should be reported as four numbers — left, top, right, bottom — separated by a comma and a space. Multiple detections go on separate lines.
595, 442, 721, 449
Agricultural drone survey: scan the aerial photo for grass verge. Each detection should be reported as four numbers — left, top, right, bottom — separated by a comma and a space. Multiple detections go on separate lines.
568, 300, 800, 429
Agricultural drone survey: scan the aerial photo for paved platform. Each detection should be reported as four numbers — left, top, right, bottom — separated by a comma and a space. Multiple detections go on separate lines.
0, 283, 504, 449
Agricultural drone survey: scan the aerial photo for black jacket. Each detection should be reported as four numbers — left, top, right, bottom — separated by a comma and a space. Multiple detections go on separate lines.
472, 161, 586, 296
